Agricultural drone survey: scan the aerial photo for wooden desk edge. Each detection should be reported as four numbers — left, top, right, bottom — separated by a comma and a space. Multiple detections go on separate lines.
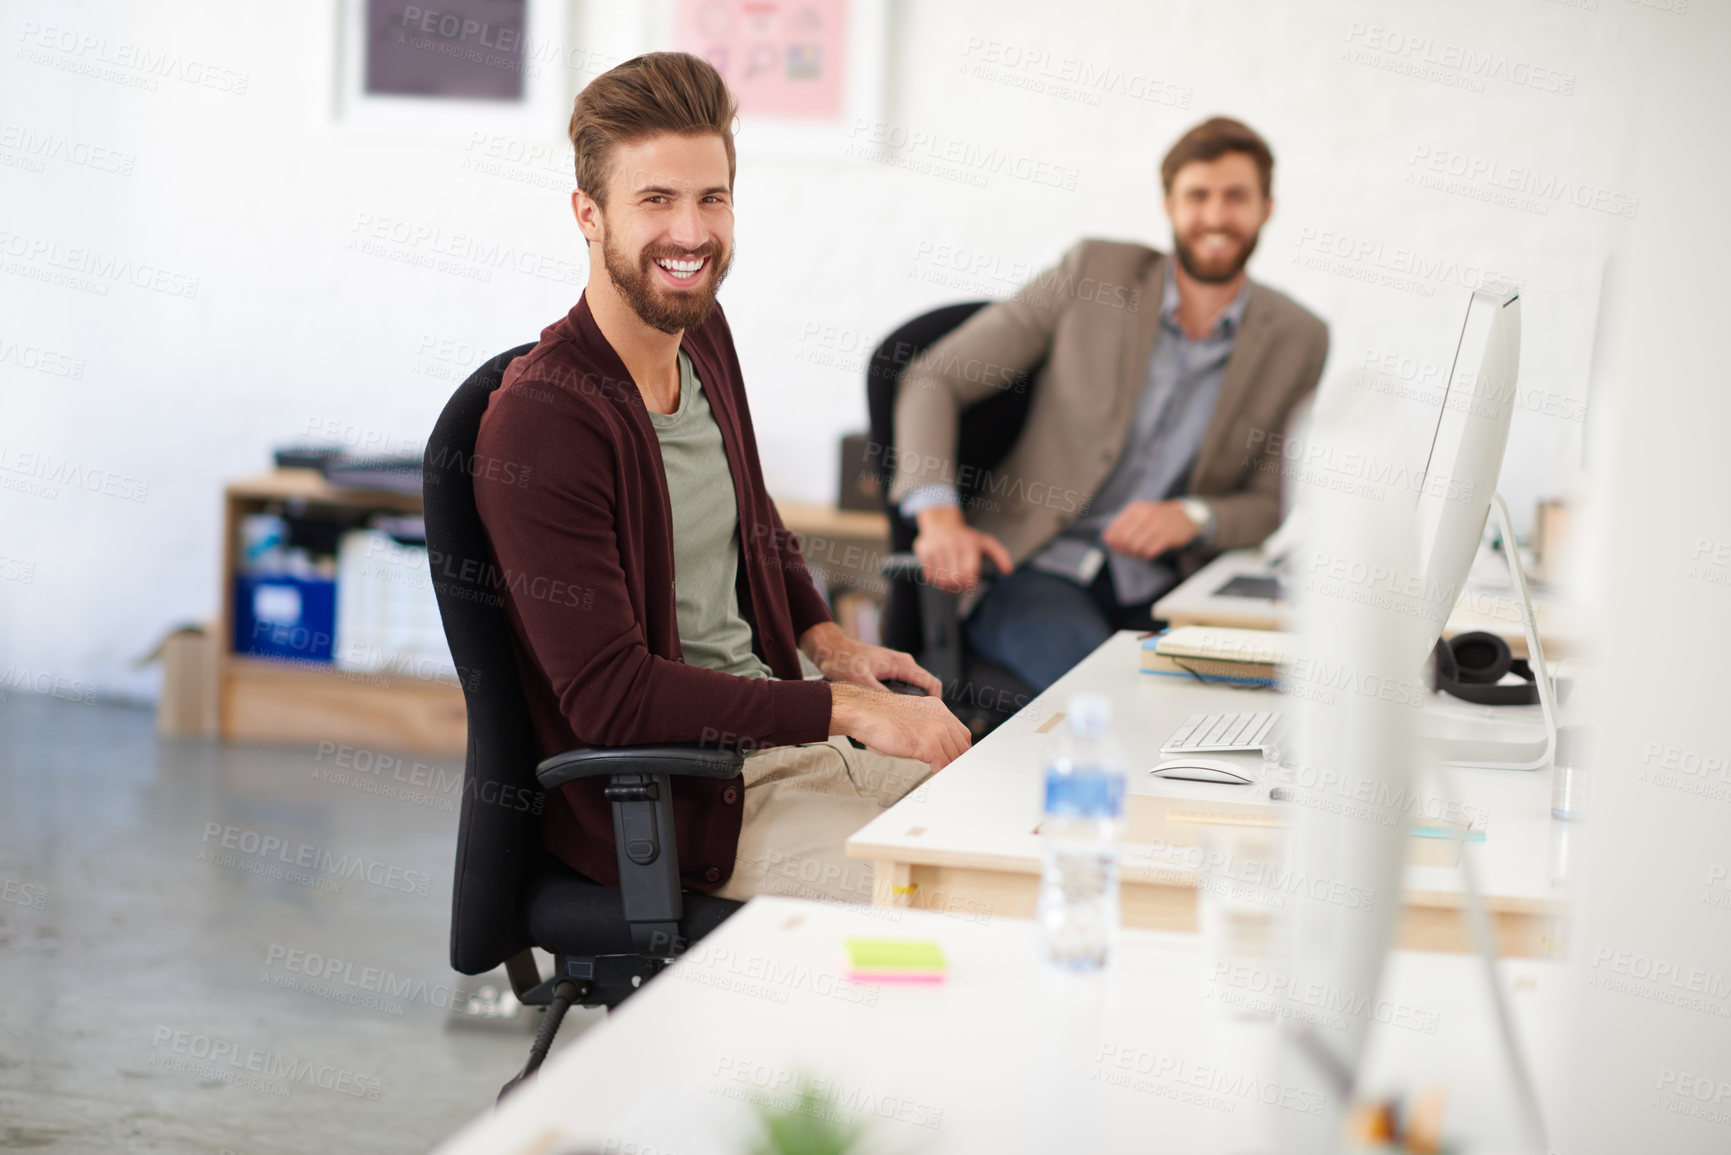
226, 468, 425, 510
771, 499, 889, 540
847, 837, 1041, 877
853, 843, 1567, 917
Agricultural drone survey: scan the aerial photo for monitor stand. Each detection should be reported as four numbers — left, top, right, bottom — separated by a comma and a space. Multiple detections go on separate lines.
1418, 492, 1559, 771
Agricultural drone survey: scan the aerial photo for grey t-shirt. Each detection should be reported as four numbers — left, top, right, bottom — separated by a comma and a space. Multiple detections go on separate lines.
647, 352, 773, 679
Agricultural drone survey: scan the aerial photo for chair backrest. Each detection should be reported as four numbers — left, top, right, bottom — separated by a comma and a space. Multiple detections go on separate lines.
423, 341, 540, 975
863, 303, 1042, 652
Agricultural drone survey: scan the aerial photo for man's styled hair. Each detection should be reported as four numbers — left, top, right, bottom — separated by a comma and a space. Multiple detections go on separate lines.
568, 52, 738, 206
1160, 117, 1275, 199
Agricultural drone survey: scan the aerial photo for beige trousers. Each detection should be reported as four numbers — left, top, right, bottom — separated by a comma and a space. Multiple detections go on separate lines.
713, 735, 932, 904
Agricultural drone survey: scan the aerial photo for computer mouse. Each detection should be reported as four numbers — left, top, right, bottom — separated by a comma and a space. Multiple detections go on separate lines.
1150, 757, 1254, 786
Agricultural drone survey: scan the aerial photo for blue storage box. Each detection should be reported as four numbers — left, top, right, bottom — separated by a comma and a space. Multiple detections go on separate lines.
233, 574, 338, 663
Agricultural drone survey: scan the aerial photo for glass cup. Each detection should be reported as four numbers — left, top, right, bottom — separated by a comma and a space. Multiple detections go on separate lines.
1551, 725, 1588, 820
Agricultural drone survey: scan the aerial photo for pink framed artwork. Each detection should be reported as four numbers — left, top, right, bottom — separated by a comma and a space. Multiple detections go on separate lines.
674, 0, 849, 122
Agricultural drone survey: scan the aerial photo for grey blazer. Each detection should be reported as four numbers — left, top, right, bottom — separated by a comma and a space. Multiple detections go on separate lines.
890, 238, 1328, 576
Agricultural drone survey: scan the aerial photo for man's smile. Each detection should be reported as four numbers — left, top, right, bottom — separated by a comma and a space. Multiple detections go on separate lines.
654, 254, 709, 284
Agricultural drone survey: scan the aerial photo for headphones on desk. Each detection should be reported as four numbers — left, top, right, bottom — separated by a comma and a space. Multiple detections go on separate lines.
1430, 631, 1540, 706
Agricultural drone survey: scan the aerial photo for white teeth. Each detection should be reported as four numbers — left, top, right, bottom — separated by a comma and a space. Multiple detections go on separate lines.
657, 257, 704, 276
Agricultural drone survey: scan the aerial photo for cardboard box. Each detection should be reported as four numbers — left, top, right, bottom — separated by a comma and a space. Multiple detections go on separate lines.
144, 624, 217, 738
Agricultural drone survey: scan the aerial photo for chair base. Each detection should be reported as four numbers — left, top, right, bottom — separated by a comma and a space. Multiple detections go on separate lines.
496, 951, 668, 1101
498, 978, 578, 1102
519, 951, 668, 1010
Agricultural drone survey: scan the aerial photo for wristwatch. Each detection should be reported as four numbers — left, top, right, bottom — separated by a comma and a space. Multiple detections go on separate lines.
1177, 497, 1215, 543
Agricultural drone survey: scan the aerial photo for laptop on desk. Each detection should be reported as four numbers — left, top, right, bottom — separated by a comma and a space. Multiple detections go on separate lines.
1213, 572, 1283, 600
1152, 548, 1286, 633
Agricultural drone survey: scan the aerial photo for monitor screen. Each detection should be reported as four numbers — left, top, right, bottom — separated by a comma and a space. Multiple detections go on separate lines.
1410, 285, 1522, 663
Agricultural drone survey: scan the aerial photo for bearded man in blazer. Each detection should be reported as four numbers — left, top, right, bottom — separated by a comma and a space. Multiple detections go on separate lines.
889, 116, 1329, 692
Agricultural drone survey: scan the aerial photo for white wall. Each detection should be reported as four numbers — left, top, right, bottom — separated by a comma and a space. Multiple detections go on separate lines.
1, 0, 1637, 700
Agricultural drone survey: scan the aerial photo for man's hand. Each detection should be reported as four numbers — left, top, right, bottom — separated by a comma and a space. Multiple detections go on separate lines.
912, 506, 1014, 593
1100, 499, 1201, 561
799, 621, 942, 697
829, 681, 971, 770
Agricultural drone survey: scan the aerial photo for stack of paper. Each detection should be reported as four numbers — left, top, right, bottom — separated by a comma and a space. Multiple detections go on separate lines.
1140, 626, 1294, 684
333, 529, 459, 682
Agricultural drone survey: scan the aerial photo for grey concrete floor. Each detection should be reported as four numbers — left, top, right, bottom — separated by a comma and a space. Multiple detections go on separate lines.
0, 692, 601, 1154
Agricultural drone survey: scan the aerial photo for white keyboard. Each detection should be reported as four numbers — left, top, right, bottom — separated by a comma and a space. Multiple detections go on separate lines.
1160, 711, 1283, 755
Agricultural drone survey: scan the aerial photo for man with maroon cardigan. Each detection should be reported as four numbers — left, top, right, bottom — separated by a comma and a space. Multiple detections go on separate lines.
473, 52, 969, 903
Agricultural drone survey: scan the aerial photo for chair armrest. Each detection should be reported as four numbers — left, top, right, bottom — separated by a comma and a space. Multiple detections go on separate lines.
879, 552, 1001, 690
879, 551, 924, 580
534, 743, 746, 959
878, 552, 1002, 581
535, 744, 745, 791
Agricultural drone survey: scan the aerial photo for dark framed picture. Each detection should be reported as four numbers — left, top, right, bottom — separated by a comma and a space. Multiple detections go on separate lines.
336, 0, 573, 134
363, 0, 528, 102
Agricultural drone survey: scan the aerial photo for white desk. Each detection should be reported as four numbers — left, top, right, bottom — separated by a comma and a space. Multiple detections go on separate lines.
848, 632, 1568, 957
430, 896, 1558, 1154
1154, 548, 1579, 659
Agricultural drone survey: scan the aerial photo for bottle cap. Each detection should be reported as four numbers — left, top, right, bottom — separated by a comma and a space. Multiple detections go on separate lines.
1068, 693, 1112, 737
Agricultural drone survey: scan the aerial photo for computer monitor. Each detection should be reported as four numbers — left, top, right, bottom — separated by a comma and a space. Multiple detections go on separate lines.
1412, 286, 1522, 654
1274, 287, 1555, 1151
1277, 439, 1421, 1154
1201, 285, 1557, 767
1410, 284, 1559, 770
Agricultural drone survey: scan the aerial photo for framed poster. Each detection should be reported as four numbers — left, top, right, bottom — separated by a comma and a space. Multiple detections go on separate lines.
659, 0, 886, 158
335, 0, 583, 136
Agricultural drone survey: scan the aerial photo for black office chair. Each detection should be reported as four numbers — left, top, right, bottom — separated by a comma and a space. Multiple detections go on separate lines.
864, 303, 1042, 738
424, 344, 746, 1101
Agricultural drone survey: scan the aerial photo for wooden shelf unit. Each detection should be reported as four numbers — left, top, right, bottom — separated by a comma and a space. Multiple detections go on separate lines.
216, 469, 467, 756
214, 472, 893, 755
773, 500, 891, 642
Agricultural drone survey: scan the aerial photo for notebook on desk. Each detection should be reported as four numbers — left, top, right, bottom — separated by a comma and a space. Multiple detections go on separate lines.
1139, 626, 1294, 685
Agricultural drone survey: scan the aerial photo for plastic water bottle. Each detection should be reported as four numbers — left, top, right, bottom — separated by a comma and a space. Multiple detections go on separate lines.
1037, 694, 1126, 970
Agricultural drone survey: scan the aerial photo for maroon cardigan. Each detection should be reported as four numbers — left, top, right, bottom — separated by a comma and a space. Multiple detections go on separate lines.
472, 294, 835, 890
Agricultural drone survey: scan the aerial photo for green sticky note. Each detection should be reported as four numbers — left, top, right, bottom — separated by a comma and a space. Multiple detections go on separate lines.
844, 938, 946, 976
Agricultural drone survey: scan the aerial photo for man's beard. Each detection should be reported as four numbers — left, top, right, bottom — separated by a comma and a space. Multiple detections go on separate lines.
1172, 227, 1260, 285
602, 231, 732, 335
